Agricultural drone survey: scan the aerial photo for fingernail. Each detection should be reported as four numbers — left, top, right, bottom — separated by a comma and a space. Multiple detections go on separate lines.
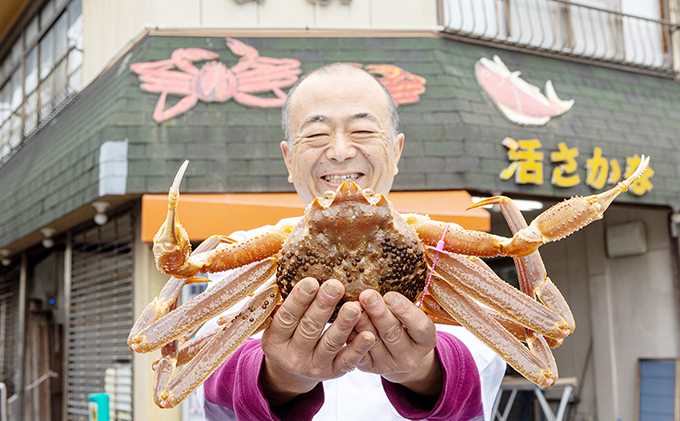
384, 292, 399, 307
323, 281, 341, 297
363, 291, 378, 306
361, 334, 375, 348
343, 306, 359, 320
300, 279, 316, 294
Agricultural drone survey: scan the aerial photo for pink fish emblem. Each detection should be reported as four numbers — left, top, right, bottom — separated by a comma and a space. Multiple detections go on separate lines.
475, 55, 574, 126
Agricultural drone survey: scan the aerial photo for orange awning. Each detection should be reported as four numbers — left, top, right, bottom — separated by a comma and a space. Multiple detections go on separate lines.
141, 191, 489, 243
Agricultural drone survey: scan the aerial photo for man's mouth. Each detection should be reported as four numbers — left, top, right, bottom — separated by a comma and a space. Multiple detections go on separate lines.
321, 173, 363, 184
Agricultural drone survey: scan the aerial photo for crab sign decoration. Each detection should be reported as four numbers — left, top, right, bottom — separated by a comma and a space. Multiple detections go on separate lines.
131, 38, 302, 123
131, 38, 427, 123
128, 157, 650, 408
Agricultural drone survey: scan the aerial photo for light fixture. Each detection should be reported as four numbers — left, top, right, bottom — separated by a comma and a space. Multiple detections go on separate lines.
41, 227, 56, 249
92, 201, 110, 225
0, 249, 10, 267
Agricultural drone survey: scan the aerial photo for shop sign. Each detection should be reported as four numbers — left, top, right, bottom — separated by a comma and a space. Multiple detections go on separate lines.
500, 137, 654, 196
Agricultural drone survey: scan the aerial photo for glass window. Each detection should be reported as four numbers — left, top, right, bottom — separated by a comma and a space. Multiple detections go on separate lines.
68, 0, 81, 29
40, 29, 54, 81
25, 47, 38, 95
24, 92, 39, 135
54, 13, 68, 61
25, 16, 39, 47
9, 37, 23, 69
67, 48, 82, 75
41, 0, 56, 29
9, 112, 22, 148
10, 72, 22, 112
40, 73, 54, 117
0, 84, 9, 122
68, 67, 82, 93
67, 15, 82, 50
0, 0, 83, 163
53, 60, 68, 102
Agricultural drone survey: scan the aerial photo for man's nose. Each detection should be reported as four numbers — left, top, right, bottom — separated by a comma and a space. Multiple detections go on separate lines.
326, 134, 357, 162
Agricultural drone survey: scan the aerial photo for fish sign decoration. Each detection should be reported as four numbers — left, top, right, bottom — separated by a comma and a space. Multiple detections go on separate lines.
475, 55, 574, 126
131, 38, 427, 123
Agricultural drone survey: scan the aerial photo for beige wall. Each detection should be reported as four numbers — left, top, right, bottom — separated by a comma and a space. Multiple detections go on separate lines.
491, 202, 679, 420
82, 0, 439, 84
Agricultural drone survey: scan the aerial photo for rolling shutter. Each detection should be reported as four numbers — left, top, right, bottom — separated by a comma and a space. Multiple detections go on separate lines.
67, 211, 133, 421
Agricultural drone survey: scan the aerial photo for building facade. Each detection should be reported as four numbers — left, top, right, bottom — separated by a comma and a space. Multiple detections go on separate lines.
1, 0, 679, 420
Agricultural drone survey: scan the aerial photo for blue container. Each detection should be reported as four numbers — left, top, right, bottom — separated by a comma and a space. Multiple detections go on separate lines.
88, 393, 110, 421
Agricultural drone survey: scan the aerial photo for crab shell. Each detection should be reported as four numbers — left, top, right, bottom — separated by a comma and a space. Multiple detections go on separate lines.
275, 182, 429, 318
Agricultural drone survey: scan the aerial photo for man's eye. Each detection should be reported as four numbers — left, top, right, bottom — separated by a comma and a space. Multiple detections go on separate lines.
308, 133, 327, 138
351, 130, 376, 140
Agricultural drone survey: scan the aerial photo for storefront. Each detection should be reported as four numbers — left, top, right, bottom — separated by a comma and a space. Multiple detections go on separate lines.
0, 27, 679, 420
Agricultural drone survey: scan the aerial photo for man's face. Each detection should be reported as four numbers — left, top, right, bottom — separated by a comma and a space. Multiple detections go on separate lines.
281, 71, 404, 205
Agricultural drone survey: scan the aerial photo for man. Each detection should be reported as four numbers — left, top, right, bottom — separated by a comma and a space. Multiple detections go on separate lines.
198, 64, 505, 420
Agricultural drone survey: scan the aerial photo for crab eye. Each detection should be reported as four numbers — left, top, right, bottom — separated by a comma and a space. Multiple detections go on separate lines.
323, 191, 336, 201
363, 188, 375, 198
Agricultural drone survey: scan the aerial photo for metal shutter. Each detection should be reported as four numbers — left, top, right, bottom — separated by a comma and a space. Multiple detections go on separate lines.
0, 264, 21, 399
67, 211, 133, 421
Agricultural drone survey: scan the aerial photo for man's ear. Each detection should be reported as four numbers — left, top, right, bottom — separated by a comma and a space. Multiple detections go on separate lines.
393, 133, 405, 175
280, 140, 294, 183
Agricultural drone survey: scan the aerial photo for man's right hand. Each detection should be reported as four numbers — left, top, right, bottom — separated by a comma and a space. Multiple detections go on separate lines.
260, 278, 376, 406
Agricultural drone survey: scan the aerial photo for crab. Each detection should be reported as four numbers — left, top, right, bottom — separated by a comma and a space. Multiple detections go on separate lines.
128, 156, 650, 408
130, 38, 301, 123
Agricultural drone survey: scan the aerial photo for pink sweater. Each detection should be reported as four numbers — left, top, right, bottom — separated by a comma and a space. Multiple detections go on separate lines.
204, 331, 483, 420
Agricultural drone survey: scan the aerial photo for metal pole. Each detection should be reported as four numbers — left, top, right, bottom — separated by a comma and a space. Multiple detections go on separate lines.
62, 232, 72, 421
16, 253, 27, 421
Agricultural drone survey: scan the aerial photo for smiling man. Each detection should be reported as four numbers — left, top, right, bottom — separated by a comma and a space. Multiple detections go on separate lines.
199, 64, 505, 421
280, 65, 403, 205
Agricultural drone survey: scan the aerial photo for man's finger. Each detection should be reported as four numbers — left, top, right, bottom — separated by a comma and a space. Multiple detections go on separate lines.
267, 277, 319, 343
383, 292, 436, 346
333, 331, 375, 374
318, 302, 362, 355
291, 279, 345, 349
360, 289, 408, 349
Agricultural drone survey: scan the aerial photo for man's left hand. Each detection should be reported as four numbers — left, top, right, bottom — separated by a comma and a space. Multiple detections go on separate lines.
353, 290, 442, 399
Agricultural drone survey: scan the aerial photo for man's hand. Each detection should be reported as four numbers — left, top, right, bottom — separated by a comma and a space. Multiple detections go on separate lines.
354, 289, 442, 399
260, 278, 376, 406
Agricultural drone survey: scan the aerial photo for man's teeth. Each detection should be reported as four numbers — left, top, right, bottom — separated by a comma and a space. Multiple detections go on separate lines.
322, 173, 361, 184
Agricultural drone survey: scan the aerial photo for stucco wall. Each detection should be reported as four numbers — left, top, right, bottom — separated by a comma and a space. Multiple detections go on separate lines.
82, 0, 439, 84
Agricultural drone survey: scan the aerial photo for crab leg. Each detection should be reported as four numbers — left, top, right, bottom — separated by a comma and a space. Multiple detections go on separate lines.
158, 283, 281, 408
421, 294, 561, 347
427, 251, 570, 340
129, 257, 276, 353
497, 196, 565, 377
161, 306, 278, 368
128, 232, 226, 345
152, 161, 293, 278
411, 155, 649, 258
427, 274, 554, 386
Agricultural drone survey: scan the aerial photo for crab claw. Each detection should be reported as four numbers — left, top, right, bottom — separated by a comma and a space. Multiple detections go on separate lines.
153, 160, 195, 276
469, 155, 650, 256
171, 48, 220, 63
226, 37, 259, 59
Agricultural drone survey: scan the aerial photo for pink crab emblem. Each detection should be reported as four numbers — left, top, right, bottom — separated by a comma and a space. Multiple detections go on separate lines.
131, 38, 302, 123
